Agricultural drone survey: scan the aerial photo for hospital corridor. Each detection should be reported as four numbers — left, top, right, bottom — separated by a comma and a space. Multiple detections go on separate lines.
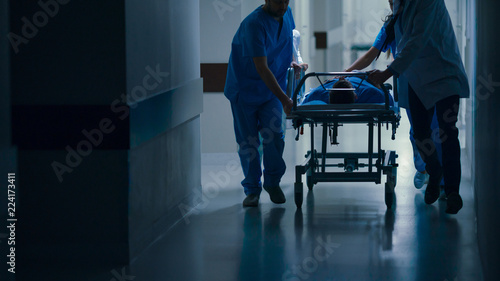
1, 0, 499, 281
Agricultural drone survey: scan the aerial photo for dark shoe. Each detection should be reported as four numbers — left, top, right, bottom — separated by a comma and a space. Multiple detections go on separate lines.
445, 192, 463, 214
243, 194, 259, 207
425, 174, 442, 205
263, 186, 286, 204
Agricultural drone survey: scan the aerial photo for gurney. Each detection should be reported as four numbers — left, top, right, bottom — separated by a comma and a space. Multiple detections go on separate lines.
286, 68, 400, 209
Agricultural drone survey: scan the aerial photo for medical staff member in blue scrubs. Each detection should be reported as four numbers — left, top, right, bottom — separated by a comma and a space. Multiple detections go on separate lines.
369, 0, 470, 214
225, 0, 302, 207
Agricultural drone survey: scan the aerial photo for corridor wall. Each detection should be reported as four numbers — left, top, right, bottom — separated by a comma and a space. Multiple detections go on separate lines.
8, 0, 202, 273
475, 1, 500, 280
0, 0, 15, 280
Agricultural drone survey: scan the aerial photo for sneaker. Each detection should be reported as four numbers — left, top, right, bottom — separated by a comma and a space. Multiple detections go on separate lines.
263, 186, 286, 204
445, 192, 463, 214
243, 194, 260, 207
424, 173, 442, 205
414, 171, 429, 189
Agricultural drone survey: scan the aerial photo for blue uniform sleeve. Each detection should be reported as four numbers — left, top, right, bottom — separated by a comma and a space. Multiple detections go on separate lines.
373, 26, 387, 51
373, 25, 393, 53
241, 19, 267, 58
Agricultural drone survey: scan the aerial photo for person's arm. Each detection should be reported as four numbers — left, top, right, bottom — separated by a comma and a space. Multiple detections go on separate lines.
367, 68, 394, 88
253, 56, 293, 114
292, 30, 308, 75
293, 48, 308, 71
345, 47, 380, 72
291, 61, 308, 80
294, 62, 309, 72
293, 47, 304, 64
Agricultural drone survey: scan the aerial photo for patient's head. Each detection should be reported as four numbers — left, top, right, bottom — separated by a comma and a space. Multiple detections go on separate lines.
329, 79, 357, 104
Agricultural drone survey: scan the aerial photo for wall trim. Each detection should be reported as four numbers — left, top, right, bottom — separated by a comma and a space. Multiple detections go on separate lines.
130, 78, 203, 148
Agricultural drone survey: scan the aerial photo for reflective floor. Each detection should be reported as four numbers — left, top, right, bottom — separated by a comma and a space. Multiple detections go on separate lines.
90, 110, 482, 281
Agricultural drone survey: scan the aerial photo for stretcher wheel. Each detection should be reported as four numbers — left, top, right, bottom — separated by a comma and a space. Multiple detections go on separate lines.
306, 175, 314, 190
295, 192, 303, 208
294, 182, 303, 208
385, 182, 396, 209
385, 192, 395, 209
306, 166, 315, 190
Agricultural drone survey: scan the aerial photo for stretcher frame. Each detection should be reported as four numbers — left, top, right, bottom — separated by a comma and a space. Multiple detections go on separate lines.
286, 69, 401, 209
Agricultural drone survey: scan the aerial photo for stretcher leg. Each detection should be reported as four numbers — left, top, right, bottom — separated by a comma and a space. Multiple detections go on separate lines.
295, 164, 304, 208
306, 168, 314, 190
368, 122, 374, 173
383, 151, 398, 209
295, 153, 312, 208
295, 182, 303, 208
385, 168, 396, 209
385, 181, 396, 209
308, 124, 316, 191
321, 123, 327, 173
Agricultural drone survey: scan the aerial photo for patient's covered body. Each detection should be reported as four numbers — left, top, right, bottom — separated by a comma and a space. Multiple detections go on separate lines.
300, 77, 394, 106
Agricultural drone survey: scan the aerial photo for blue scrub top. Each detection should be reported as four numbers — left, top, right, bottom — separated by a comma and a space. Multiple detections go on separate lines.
224, 6, 295, 105
373, 24, 396, 55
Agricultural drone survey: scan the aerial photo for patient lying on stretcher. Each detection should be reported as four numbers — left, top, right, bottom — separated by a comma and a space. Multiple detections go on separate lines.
300, 77, 394, 106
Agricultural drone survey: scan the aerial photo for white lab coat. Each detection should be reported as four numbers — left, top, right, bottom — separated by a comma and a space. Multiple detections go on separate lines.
390, 0, 469, 109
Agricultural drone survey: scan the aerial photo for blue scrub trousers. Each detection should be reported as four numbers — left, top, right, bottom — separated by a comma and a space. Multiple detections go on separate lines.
230, 98, 286, 196
408, 85, 461, 195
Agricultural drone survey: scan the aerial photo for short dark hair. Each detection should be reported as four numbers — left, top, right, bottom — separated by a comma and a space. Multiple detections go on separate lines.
329, 79, 357, 104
